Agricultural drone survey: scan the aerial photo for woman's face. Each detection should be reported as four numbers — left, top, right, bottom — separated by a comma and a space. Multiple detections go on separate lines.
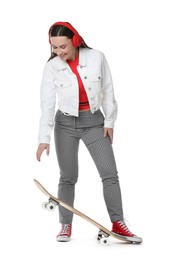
50, 36, 78, 61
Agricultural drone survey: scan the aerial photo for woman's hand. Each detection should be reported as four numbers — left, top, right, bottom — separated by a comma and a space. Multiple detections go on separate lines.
104, 128, 113, 144
36, 143, 50, 161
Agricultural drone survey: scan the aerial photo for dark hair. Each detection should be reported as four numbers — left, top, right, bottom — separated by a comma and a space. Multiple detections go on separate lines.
48, 23, 91, 61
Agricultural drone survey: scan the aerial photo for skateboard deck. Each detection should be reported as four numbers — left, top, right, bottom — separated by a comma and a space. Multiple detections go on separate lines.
34, 179, 142, 245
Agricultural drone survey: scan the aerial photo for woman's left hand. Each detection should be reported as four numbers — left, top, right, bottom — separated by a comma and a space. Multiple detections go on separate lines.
104, 128, 113, 144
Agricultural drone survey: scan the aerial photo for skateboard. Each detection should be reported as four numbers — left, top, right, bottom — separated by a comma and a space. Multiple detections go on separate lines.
34, 179, 142, 245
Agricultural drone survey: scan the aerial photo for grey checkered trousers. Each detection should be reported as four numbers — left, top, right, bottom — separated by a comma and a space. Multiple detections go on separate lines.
54, 109, 123, 224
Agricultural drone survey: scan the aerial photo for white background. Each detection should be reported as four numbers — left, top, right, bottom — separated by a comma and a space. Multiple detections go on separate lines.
0, 0, 172, 259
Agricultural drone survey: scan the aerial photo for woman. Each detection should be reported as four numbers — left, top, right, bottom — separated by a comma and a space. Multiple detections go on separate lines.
36, 21, 142, 243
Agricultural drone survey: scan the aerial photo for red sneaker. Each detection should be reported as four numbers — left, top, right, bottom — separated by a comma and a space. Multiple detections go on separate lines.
112, 220, 142, 243
56, 224, 72, 242
112, 220, 135, 236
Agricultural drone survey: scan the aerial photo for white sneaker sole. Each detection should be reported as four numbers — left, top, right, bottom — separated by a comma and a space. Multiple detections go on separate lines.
56, 235, 71, 242
112, 232, 142, 244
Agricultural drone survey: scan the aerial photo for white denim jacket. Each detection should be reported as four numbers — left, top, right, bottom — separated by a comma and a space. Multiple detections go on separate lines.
38, 48, 118, 144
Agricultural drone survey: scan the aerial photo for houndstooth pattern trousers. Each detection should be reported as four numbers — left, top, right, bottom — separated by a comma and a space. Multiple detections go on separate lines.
54, 109, 123, 224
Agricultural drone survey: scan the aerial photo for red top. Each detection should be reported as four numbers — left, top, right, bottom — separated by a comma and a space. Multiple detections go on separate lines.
67, 55, 90, 111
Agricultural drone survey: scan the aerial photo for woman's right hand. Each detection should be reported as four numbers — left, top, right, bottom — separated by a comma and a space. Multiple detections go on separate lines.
36, 143, 50, 162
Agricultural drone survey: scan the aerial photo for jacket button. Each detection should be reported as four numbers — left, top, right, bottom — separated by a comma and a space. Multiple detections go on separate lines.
84, 76, 87, 79
98, 76, 101, 79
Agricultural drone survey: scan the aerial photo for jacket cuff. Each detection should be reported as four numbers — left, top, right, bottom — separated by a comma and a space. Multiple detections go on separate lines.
38, 136, 51, 145
104, 120, 114, 128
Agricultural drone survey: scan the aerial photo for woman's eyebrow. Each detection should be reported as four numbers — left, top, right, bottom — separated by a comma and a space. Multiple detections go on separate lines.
52, 44, 66, 48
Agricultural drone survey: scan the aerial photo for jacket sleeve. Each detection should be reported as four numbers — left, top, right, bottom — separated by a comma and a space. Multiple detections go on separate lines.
101, 53, 118, 128
38, 63, 56, 144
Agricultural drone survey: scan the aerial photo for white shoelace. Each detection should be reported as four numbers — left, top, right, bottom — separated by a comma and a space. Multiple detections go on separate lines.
118, 220, 133, 235
60, 224, 71, 235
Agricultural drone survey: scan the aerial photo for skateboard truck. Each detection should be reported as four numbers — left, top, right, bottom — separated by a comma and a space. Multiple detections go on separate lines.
42, 198, 59, 211
97, 230, 110, 246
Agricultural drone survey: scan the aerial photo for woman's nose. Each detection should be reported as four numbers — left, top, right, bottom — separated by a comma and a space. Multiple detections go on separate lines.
57, 49, 63, 56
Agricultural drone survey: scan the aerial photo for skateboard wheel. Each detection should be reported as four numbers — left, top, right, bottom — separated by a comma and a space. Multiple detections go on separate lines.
46, 202, 56, 211
42, 201, 55, 211
100, 237, 109, 246
97, 234, 102, 242
42, 201, 48, 209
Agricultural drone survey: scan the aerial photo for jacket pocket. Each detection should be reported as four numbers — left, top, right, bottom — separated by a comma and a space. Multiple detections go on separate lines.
54, 80, 71, 88
90, 74, 102, 91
